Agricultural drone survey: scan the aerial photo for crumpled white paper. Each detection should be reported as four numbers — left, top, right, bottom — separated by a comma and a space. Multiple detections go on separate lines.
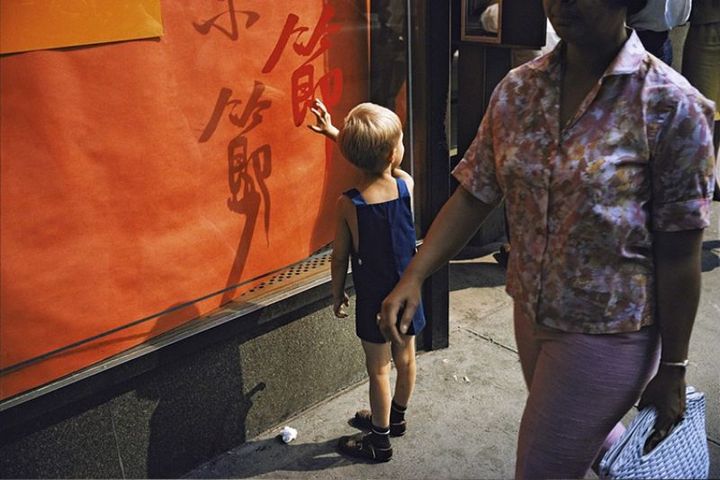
280, 426, 297, 444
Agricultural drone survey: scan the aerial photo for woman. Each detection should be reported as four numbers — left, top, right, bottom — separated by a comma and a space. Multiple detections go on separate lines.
379, 0, 716, 478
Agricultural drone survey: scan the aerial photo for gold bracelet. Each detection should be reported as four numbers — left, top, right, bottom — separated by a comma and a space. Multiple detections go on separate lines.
660, 359, 689, 368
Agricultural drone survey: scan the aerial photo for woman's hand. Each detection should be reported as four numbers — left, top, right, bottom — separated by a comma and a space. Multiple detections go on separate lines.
333, 292, 350, 318
378, 275, 423, 344
377, 187, 497, 344
638, 365, 687, 454
307, 98, 339, 140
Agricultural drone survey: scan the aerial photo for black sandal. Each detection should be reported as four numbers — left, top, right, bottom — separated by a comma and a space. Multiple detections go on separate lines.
350, 409, 406, 437
337, 432, 392, 462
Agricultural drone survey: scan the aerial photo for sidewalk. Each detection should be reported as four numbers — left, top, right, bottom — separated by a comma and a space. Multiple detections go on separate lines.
189, 210, 720, 479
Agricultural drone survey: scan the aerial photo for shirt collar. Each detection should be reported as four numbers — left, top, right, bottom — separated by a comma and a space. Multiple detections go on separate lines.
529, 29, 646, 78
603, 29, 646, 76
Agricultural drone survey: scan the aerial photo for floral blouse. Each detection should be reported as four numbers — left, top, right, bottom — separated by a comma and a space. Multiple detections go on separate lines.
452, 31, 716, 334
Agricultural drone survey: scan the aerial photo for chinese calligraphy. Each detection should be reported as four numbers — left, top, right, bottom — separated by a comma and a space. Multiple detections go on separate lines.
199, 81, 273, 303
262, 4, 343, 126
199, 81, 272, 235
193, 3, 348, 302
193, 0, 259, 41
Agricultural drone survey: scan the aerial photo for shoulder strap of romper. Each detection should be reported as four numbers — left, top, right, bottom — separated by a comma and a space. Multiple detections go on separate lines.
343, 188, 366, 207
396, 177, 410, 199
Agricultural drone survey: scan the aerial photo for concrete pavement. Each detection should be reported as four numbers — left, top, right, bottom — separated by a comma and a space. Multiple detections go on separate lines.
189, 208, 719, 479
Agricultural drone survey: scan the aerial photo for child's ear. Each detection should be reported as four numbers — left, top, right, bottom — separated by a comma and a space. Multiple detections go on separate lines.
392, 144, 402, 160
390, 148, 397, 161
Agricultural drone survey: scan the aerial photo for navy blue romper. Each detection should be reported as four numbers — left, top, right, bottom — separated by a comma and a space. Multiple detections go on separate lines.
344, 178, 426, 344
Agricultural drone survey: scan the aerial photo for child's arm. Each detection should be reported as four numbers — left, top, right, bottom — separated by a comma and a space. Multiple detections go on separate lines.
391, 167, 413, 182
393, 168, 417, 214
308, 98, 339, 141
331, 196, 352, 318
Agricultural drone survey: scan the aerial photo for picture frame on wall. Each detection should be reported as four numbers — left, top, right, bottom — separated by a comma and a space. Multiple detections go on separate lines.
461, 0, 502, 43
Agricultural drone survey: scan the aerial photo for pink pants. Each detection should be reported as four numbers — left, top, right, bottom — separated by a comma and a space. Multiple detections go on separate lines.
513, 304, 660, 479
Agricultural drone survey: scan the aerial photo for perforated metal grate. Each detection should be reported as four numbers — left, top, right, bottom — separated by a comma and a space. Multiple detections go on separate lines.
240, 250, 333, 297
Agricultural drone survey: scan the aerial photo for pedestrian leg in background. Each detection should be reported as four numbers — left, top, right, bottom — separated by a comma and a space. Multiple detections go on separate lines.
682, 20, 720, 200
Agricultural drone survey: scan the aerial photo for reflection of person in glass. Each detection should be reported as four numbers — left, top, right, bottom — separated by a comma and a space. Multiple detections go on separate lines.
465, 0, 500, 37
381, 0, 715, 478
369, 0, 406, 110
308, 99, 425, 463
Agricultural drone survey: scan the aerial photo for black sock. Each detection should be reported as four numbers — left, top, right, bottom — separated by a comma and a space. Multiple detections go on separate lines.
390, 400, 407, 424
370, 424, 391, 449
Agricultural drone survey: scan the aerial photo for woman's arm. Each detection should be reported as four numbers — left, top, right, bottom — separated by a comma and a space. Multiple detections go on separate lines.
379, 186, 496, 343
639, 228, 703, 453
330, 196, 352, 318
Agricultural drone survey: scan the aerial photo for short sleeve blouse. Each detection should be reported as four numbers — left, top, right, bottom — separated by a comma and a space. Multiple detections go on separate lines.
452, 31, 716, 333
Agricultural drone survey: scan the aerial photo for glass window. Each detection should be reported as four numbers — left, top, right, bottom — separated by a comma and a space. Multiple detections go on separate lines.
0, 0, 420, 401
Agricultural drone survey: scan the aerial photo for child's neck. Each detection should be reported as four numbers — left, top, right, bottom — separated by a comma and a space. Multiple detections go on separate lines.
360, 164, 394, 182
355, 165, 398, 204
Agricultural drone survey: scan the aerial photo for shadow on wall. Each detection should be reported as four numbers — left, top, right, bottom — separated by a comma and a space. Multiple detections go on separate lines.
137, 304, 266, 478
222, 134, 272, 305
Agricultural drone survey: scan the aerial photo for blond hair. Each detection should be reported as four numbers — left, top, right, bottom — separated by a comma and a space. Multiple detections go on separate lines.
337, 103, 402, 173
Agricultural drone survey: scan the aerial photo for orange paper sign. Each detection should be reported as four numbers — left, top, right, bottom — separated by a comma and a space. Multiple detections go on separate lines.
0, 0, 368, 400
0, 0, 164, 54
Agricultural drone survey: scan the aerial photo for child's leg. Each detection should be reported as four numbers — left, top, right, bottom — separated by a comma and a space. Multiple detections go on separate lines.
391, 334, 416, 406
338, 340, 393, 462
389, 334, 416, 435
361, 340, 392, 429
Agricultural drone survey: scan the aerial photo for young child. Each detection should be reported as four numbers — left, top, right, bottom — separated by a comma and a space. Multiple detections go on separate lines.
308, 99, 426, 462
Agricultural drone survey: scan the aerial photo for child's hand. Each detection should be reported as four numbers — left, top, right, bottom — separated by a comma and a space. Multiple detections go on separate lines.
308, 99, 339, 140
333, 292, 350, 318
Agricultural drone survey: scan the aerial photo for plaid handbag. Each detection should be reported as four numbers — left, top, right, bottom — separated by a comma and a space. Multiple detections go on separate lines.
599, 386, 709, 479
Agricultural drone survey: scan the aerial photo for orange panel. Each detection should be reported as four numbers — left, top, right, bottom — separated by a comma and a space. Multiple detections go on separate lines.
0, 0, 368, 399
0, 0, 164, 54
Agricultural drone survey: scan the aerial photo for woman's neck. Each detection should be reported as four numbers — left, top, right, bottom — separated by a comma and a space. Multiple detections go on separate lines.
564, 29, 627, 77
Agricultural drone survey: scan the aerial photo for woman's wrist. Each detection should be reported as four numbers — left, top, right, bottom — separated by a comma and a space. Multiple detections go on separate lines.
400, 267, 426, 290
